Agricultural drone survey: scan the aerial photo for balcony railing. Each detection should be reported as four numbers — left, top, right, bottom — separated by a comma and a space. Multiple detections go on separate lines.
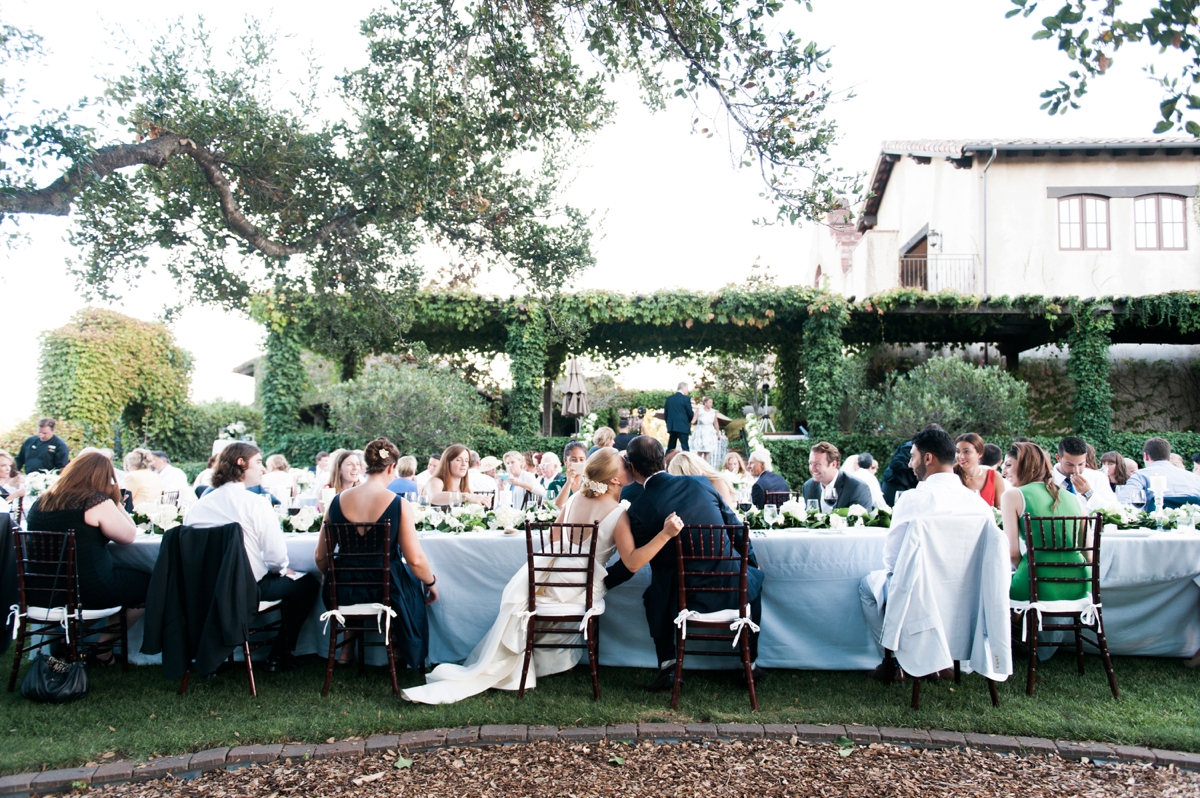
898, 254, 980, 294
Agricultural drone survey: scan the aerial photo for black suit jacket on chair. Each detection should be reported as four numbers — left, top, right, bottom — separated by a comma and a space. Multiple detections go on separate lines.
801, 471, 875, 511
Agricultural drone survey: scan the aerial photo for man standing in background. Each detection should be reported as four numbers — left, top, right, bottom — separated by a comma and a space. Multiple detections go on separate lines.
663, 382, 695, 452
15, 418, 69, 473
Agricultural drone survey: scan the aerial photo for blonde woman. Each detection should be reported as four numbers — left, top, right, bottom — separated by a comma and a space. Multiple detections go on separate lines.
0, 451, 26, 501
260, 454, 295, 501
668, 450, 736, 508
403, 448, 682, 704
122, 448, 163, 506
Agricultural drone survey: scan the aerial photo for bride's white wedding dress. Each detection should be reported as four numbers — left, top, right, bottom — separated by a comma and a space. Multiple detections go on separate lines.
401, 499, 627, 704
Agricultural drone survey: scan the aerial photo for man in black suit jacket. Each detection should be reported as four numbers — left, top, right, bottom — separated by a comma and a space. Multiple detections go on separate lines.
606, 436, 764, 691
801, 441, 876, 511
663, 382, 695, 452
747, 450, 790, 508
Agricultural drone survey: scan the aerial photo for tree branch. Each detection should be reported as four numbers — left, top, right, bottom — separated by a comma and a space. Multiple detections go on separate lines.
0, 132, 353, 258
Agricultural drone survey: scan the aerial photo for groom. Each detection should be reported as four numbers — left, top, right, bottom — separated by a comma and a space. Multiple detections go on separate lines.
605, 436, 765, 691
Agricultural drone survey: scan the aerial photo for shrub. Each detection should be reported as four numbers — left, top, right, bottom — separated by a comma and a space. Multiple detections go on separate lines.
150, 400, 263, 462
856, 358, 1028, 438
328, 363, 493, 456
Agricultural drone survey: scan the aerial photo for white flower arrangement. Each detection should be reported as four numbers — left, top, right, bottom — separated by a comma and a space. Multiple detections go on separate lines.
846, 504, 868, 518
828, 514, 848, 530
778, 499, 807, 521
132, 501, 181, 535
488, 506, 525, 531
218, 420, 250, 441
576, 412, 599, 442
526, 505, 560, 524
292, 468, 314, 488
743, 413, 768, 456
25, 469, 59, 498
290, 506, 319, 532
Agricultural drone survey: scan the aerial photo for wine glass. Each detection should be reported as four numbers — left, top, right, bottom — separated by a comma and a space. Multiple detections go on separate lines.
1129, 488, 1147, 512
448, 492, 463, 509
806, 499, 820, 514
763, 504, 779, 526
824, 485, 838, 507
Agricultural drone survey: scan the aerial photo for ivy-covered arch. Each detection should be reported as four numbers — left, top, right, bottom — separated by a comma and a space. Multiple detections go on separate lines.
37, 309, 193, 450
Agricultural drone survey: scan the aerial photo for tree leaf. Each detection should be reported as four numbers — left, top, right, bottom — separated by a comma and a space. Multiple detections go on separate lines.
394, 756, 414, 769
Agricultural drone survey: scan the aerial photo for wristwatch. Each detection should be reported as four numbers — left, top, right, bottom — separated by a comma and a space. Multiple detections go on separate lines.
1082, 489, 1094, 499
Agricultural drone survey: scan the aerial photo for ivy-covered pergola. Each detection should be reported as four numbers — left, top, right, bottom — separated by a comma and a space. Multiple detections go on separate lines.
265, 288, 1200, 443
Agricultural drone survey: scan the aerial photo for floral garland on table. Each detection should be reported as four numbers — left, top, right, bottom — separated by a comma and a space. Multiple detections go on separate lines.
743, 413, 768, 456
1101, 504, 1200, 531
413, 503, 561, 534
280, 505, 321, 533
24, 469, 60, 499
132, 502, 182, 535
739, 500, 892, 531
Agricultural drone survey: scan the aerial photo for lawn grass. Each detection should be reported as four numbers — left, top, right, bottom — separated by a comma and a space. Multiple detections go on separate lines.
1, 654, 1197, 774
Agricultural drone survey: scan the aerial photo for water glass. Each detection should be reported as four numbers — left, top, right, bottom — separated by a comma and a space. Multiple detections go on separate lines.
404, 491, 418, 504
763, 504, 779, 526
448, 492, 463, 508
806, 499, 820, 513
417, 494, 430, 508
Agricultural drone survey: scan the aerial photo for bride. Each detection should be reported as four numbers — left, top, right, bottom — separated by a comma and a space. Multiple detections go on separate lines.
402, 448, 682, 704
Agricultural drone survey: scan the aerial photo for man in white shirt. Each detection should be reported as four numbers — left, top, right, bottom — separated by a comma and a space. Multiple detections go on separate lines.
469, 453, 499, 492
414, 453, 441, 491
184, 442, 319, 672
847, 453, 889, 512
1128, 437, 1200, 505
152, 451, 194, 507
537, 452, 562, 487
1051, 437, 1118, 512
859, 428, 993, 681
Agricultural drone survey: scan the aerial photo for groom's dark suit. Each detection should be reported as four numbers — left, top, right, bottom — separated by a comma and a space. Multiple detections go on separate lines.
605, 472, 764, 665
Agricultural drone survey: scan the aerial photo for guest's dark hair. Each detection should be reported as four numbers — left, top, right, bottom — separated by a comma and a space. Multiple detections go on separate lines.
316, 450, 329, 461
1057, 437, 1088, 457
562, 440, 587, 461
1192, 452, 1200, 466
1100, 451, 1130, 486
1143, 437, 1171, 462
36, 452, 121, 513
433, 444, 471, 493
211, 442, 262, 489
626, 435, 665, 478
152, 450, 170, 462
618, 417, 630, 430
912, 428, 955, 465
981, 444, 1002, 468
363, 437, 401, 475
206, 454, 217, 468
856, 453, 874, 469
809, 441, 841, 465
36, 417, 56, 430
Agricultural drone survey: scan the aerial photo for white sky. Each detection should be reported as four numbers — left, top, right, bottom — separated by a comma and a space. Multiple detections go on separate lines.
0, 0, 1170, 428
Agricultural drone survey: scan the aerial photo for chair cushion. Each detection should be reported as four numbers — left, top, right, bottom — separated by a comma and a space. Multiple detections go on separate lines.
334, 603, 391, 616
683, 608, 741, 624
26, 606, 122, 622
256, 600, 283, 613
534, 599, 605, 618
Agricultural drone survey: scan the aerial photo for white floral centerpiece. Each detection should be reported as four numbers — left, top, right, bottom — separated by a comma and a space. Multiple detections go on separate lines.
575, 412, 598, 442
743, 413, 768, 457
281, 505, 320, 534
291, 468, 315, 489
488, 506, 526, 532
739, 501, 891, 531
24, 469, 60, 500
132, 502, 182, 535
219, 420, 253, 441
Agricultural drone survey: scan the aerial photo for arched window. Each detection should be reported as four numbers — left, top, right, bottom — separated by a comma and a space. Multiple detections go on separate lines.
1134, 195, 1188, 250
1058, 195, 1109, 250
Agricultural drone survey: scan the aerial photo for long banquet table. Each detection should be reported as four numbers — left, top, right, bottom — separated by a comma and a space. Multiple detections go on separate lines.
108, 526, 1200, 669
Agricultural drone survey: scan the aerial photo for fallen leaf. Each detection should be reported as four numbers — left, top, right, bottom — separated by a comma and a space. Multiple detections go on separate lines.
608, 756, 626, 766
352, 772, 387, 786
451, 759, 464, 769
394, 756, 414, 770
107, 726, 116, 732
326, 738, 336, 744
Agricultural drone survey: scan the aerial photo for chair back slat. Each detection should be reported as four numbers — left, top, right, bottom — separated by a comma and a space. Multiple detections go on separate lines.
524, 520, 599, 613
13, 529, 79, 612
1020, 513, 1104, 603
161, 491, 181, 507
322, 522, 393, 611
674, 524, 750, 611
763, 491, 801, 507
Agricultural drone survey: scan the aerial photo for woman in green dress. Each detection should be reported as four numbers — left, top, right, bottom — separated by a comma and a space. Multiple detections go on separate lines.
1000, 441, 1090, 602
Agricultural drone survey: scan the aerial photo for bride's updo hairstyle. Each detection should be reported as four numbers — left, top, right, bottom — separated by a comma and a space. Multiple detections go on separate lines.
581, 448, 621, 498
364, 437, 401, 475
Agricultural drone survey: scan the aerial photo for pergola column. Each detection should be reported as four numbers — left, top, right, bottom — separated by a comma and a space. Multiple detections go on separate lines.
774, 336, 803, 435
798, 299, 849, 438
505, 302, 548, 440
1066, 303, 1114, 441
261, 324, 306, 444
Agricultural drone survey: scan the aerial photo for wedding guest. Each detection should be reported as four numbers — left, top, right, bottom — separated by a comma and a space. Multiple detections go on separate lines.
1099, 451, 1131, 491
151, 451, 191, 503
1127, 437, 1200, 502
722, 452, 750, 485
859, 428, 992, 682
668, 450, 735, 508
0, 451, 27, 500
387, 455, 420, 496
981, 444, 1003, 469
1051, 437, 1117, 512
329, 450, 364, 495
612, 418, 635, 451
25, 451, 150, 664
748, 449, 790, 509
537, 452, 561, 486
15, 418, 69, 474
801, 442, 873, 511
663, 382, 694, 452
1192, 452, 1200, 476
424, 444, 492, 506
469, 453, 499, 492
547, 441, 588, 510
849, 453, 889, 511
184, 442, 318, 672
313, 451, 331, 489
1086, 444, 1101, 471
314, 438, 436, 667
414, 453, 441, 491
259, 454, 296, 501
1170, 453, 1187, 470
1123, 457, 1139, 476
589, 427, 616, 456
691, 396, 721, 464
193, 455, 217, 490
954, 433, 1005, 508
1003, 442, 1089, 604
122, 448, 163, 506
879, 439, 918, 506
501, 450, 546, 509
523, 451, 540, 472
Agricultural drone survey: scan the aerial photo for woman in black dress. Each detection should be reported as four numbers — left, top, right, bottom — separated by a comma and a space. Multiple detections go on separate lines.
25, 451, 151, 663
314, 438, 437, 668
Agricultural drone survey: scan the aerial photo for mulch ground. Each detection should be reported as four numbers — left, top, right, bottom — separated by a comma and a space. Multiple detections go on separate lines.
88, 739, 1200, 797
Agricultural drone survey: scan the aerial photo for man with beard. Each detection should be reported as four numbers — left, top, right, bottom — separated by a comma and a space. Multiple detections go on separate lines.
858, 426, 992, 682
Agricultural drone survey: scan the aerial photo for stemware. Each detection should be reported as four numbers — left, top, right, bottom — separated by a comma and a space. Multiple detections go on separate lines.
763, 504, 779, 526
448, 492, 463, 509
806, 499, 820, 513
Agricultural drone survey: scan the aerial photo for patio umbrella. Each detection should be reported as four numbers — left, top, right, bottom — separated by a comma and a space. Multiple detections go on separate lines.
561, 359, 590, 426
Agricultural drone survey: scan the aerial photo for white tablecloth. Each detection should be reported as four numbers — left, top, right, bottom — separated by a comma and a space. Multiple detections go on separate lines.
107, 526, 1200, 669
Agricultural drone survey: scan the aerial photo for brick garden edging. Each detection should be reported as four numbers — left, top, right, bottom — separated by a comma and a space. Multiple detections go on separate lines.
2, 723, 1198, 797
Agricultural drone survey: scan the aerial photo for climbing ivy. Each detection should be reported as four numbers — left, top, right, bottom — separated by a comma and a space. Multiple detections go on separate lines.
1067, 302, 1115, 440
261, 327, 307, 445
798, 296, 850, 437
36, 309, 193, 449
505, 302, 548, 439
772, 336, 803, 433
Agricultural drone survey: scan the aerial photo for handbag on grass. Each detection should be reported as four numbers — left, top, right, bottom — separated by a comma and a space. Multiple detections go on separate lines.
20, 653, 88, 703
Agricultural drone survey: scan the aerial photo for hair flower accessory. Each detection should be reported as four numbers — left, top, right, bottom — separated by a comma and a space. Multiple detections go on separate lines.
379, 449, 390, 460
585, 479, 609, 495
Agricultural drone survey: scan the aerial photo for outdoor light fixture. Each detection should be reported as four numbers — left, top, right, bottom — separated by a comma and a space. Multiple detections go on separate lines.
927, 228, 942, 250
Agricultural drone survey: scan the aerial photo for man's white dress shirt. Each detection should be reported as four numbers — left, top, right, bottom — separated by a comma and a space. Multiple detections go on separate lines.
1051, 464, 1118, 512
849, 469, 889, 512
468, 470, 497, 492
183, 481, 288, 582
883, 472, 993, 574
